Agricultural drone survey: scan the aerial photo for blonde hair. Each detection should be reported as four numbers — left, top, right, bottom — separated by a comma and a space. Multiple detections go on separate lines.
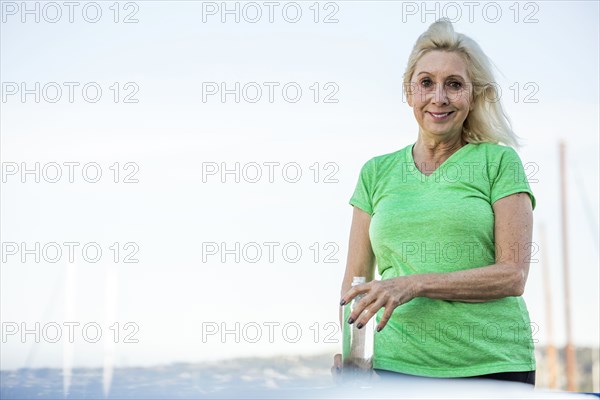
403, 19, 520, 148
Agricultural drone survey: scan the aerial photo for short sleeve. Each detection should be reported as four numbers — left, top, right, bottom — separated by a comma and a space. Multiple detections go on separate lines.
349, 158, 377, 215
490, 147, 536, 210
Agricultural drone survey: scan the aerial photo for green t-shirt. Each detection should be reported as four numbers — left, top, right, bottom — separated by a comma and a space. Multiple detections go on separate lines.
349, 142, 537, 377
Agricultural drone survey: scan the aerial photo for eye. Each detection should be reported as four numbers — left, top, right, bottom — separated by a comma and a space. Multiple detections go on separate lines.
420, 78, 433, 88
447, 81, 462, 89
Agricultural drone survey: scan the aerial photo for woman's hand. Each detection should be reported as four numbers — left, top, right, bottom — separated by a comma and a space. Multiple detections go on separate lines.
330, 353, 342, 383
340, 276, 419, 332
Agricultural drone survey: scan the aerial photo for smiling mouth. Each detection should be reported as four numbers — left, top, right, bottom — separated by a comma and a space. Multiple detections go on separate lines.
428, 111, 454, 120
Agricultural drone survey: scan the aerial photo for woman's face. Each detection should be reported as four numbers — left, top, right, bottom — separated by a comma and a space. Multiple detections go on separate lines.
407, 50, 473, 142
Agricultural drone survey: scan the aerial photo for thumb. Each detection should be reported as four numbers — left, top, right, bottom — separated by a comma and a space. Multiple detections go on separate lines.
333, 353, 342, 369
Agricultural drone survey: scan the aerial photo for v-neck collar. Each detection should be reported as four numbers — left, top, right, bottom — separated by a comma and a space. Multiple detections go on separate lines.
407, 142, 472, 181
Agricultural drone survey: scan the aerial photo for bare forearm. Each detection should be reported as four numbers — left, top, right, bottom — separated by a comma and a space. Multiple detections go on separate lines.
339, 207, 376, 326
413, 262, 525, 301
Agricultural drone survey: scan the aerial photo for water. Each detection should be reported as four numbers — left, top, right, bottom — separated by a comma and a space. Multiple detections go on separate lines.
2, 353, 597, 399
0, 354, 333, 399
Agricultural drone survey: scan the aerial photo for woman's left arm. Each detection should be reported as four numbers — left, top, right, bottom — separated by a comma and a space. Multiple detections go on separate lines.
341, 192, 534, 331
415, 191, 533, 301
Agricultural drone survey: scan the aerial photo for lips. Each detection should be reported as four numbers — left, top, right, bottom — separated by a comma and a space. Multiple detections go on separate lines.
428, 111, 454, 120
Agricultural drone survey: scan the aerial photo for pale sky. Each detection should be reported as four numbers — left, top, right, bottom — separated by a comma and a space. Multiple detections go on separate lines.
1, 1, 598, 369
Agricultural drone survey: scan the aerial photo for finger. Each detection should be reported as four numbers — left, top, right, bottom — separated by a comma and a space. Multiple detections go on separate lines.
331, 353, 342, 381
347, 288, 380, 324
376, 303, 396, 332
333, 353, 342, 368
339, 282, 371, 306
356, 296, 387, 329
339, 286, 355, 306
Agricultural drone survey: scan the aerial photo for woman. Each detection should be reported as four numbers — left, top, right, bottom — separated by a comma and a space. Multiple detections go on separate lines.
333, 19, 536, 386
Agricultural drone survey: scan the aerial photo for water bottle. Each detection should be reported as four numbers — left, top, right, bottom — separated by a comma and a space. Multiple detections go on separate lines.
342, 276, 374, 382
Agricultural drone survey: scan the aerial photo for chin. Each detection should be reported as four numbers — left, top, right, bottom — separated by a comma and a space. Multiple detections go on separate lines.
424, 127, 455, 136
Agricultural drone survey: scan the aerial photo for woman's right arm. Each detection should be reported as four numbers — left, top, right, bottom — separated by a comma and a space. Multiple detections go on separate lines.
332, 206, 376, 377
338, 206, 376, 328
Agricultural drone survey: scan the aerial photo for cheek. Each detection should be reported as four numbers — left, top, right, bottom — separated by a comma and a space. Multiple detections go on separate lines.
450, 94, 470, 111
411, 93, 427, 109
460, 91, 473, 108
407, 89, 424, 108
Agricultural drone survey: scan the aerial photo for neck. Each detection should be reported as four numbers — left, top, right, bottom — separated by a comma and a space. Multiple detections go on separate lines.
412, 134, 467, 175
414, 134, 466, 162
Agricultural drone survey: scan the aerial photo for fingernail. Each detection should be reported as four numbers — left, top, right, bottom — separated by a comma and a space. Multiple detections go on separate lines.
376, 326, 382, 332
340, 299, 346, 306
347, 317, 354, 324
356, 323, 363, 329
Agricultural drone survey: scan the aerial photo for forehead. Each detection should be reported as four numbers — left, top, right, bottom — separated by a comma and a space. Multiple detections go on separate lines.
413, 51, 469, 79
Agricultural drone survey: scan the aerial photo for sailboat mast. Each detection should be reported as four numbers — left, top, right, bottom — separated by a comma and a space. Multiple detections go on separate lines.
559, 141, 577, 391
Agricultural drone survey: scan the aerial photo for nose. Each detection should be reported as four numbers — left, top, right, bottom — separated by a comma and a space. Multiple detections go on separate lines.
432, 83, 449, 105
